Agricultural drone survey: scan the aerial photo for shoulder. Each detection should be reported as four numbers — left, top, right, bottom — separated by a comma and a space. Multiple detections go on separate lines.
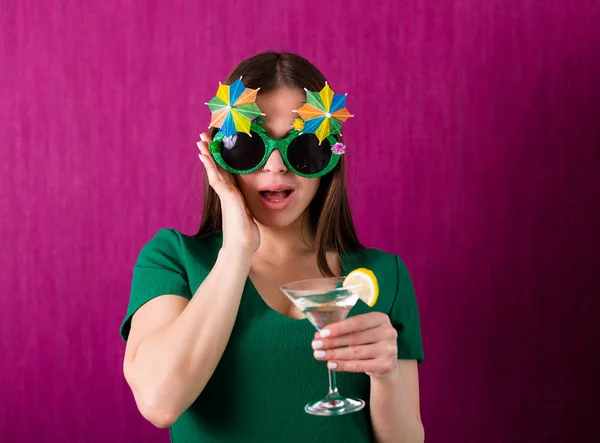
135, 228, 223, 268
142, 227, 221, 249
350, 247, 415, 313
360, 247, 400, 269
351, 247, 424, 362
358, 247, 412, 282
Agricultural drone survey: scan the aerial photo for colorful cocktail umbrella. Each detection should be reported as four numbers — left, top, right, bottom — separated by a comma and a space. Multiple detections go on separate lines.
293, 82, 353, 143
205, 77, 264, 137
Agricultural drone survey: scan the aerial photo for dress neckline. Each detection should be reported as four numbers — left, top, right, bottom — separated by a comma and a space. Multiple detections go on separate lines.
245, 248, 364, 322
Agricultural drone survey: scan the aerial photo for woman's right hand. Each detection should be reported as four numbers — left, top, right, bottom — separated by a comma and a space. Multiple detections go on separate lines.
197, 133, 261, 256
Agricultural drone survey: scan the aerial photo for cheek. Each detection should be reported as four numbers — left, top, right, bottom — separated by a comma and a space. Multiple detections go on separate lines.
234, 175, 255, 194
297, 178, 320, 201
233, 176, 260, 204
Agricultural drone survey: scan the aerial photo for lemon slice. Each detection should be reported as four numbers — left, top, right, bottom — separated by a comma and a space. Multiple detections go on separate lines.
343, 268, 379, 307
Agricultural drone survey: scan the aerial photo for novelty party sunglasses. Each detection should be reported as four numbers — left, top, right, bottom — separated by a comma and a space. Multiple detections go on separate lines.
208, 119, 344, 178
205, 78, 353, 178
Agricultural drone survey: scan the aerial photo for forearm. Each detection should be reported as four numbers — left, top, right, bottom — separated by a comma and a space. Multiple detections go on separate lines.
370, 366, 424, 443
127, 247, 251, 423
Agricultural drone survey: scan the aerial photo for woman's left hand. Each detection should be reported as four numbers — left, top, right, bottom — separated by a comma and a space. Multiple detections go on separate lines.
312, 312, 399, 381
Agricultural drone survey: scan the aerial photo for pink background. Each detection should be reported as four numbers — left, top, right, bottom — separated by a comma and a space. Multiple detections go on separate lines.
2, 1, 599, 442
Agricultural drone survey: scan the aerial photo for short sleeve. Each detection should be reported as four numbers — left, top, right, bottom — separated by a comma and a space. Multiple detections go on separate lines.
389, 255, 425, 363
120, 228, 193, 342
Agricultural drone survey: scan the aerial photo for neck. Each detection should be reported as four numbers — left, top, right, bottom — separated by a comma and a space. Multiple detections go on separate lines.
254, 211, 315, 261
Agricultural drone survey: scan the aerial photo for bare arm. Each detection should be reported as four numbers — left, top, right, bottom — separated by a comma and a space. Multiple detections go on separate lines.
123, 248, 251, 428
370, 360, 424, 443
123, 133, 260, 428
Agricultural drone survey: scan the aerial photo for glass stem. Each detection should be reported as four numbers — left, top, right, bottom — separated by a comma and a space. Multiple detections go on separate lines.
327, 368, 339, 396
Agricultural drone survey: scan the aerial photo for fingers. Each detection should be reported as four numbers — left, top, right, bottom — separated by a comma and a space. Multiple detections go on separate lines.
196, 140, 217, 176
313, 336, 398, 375
312, 325, 396, 350
198, 133, 237, 187
312, 341, 396, 362
197, 134, 215, 164
197, 141, 230, 197
325, 358, 396, 374
314, 312, 390, 339
310, 313, 399, 377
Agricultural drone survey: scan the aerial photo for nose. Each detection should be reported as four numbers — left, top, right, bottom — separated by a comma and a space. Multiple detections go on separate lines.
261, 149, 288, 174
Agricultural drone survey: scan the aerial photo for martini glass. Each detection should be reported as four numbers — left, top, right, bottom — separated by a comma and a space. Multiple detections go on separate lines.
280, 277, 365, 416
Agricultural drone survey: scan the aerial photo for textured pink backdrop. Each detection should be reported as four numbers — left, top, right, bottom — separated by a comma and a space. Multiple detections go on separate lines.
2, 1, 599, 442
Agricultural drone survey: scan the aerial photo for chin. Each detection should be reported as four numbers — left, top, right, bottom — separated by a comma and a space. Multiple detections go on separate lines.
252, 208, 306, 229
248, 196, 308, 229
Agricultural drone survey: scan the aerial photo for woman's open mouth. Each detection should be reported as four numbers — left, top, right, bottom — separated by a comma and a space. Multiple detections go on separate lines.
259, 189, 293, 202
258, 187, 295, 210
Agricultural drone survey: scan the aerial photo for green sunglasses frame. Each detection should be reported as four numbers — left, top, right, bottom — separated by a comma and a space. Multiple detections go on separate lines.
208, 121, 341, 178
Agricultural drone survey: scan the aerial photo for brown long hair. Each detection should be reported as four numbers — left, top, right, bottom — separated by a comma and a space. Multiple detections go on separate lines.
195, 51, 363, 276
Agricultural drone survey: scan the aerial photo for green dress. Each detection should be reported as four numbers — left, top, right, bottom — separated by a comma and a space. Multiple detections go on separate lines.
120, 228, 424, 443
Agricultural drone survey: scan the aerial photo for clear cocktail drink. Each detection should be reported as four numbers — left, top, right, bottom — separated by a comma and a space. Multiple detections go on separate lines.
281, 278, 365, 416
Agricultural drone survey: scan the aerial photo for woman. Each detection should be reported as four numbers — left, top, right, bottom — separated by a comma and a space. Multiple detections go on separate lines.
120, 51, 425, 443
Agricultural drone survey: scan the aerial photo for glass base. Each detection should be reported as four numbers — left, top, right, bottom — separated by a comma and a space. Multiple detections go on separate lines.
305, 392, 365, 416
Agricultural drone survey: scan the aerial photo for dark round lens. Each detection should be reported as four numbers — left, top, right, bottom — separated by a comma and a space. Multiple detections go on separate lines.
287, 134, 332, 175
220, 132, 266, 171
